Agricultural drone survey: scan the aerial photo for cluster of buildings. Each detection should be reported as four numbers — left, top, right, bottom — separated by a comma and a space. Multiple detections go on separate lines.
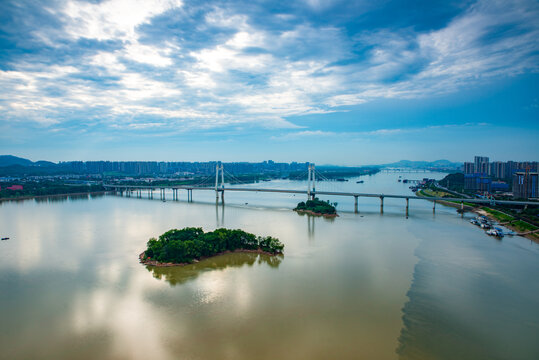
60, 160, 309, 176
0, 184, 23, 191
463, 156, 538, 199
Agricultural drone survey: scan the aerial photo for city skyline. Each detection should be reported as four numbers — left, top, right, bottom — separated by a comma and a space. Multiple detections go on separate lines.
1, 0, 538, 164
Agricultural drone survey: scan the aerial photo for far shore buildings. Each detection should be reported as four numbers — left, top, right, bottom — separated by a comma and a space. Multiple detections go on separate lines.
513, 172, 538, 199
463, 156, 538, 199
0, 184, 23, 191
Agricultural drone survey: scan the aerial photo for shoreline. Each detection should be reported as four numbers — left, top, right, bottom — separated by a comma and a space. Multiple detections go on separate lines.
139, 248, 282, 267
415, 191, 475, 211
0, 190, 112, 202
415, 191, 538, 242
294, 209, 338, 218
471, 208, 539, 243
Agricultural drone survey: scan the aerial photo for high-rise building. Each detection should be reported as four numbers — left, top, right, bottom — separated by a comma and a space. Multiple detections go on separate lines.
490, 161, 506, 179
474, 156, 489, 175
464, 173, 491, 192
463, 162, 474, 174
513, 172, 539, 199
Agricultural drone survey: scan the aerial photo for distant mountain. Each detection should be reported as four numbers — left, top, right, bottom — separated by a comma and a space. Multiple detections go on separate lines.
0, 155, 34, 167
34, 160, 57, 167
0, 155, 64, 176
382, 159, 462, 169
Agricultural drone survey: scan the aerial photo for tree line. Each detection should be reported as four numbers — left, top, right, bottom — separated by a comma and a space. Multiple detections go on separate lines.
294, 198, 337, 215
144, 227, 284, 264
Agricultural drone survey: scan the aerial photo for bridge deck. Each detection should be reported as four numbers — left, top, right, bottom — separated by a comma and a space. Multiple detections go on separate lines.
104, 184, 539, 206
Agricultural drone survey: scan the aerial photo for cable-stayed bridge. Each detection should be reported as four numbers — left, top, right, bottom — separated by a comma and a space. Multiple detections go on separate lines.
104, 163, 538, 215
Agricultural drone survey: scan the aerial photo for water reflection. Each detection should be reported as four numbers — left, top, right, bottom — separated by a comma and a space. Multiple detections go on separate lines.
215, 202, 225, 227
307, 214, 315, 240
146, 252, 283, 286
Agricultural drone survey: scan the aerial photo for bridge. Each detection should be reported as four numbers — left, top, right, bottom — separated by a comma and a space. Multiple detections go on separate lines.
104, 164, 538, 215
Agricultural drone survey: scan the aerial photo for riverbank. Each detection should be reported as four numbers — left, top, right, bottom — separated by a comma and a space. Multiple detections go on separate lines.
294, 209, 339, 218
139, 248, 281, 267
0, 190, 112, 202
473, 208, 539, 242
415, 190, 538, 242
415, 190, 475, 211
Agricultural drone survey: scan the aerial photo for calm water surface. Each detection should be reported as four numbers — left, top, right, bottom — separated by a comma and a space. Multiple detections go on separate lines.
0, 171, 538, 360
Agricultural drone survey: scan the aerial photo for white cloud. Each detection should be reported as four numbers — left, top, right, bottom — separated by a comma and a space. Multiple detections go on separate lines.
124, 43, 173, 67
273, 130, 336, 140
1, 0, 537, 134
61, 0, 183, 42
274, 123, 493, 141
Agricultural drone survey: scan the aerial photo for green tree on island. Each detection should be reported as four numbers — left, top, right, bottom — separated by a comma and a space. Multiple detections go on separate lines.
144, 227, 284, 264
294, 198, 337, 215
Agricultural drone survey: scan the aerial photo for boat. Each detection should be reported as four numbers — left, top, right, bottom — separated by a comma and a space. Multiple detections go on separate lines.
486, 228, 503, 237
470, 219, 479, 225
480, 223, 491, 229
1, 237, 9, 240
356, 180, 364, 184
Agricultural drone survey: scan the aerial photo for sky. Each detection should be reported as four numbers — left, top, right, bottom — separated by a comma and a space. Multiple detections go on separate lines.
0, 0, 538, 165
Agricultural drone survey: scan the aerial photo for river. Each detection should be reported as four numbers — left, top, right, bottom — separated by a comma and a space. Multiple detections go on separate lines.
0, 171, 538, 360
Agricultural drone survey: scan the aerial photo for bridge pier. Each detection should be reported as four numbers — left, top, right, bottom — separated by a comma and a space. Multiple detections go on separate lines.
380, 196, 384, 214
221, 190, 225, 204
406, 198, 409, 217
354, 195, 359, 213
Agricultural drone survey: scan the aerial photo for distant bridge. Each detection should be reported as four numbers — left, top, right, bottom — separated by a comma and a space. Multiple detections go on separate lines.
103, 164, 538, 215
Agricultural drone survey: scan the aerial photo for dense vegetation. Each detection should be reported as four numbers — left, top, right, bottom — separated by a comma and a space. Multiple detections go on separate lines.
0, 181, 104, 199
482, 207, 539, 239
437, 172, 465, 193
144, 227, 284, 264
294, 198, 337, 215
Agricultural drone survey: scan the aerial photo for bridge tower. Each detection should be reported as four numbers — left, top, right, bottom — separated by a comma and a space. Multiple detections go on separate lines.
307, 163, 316, 200
215, 163, 225, 202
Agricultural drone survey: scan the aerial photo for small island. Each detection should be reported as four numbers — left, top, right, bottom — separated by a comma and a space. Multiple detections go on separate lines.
294, 198, 338, 217
140, 227, 284, 266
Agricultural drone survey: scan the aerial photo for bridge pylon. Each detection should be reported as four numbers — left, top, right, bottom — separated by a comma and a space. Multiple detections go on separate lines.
307, 163, 316, 200
215, 162, 225, 203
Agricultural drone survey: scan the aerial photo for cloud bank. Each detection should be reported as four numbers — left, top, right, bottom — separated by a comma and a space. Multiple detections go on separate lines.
0, 0, 538, 136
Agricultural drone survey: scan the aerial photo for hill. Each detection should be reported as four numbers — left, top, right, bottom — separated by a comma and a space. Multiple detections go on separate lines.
0, 155, 34, 167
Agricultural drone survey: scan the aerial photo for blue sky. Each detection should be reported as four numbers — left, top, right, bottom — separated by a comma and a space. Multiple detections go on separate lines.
0, 0, 538, 165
